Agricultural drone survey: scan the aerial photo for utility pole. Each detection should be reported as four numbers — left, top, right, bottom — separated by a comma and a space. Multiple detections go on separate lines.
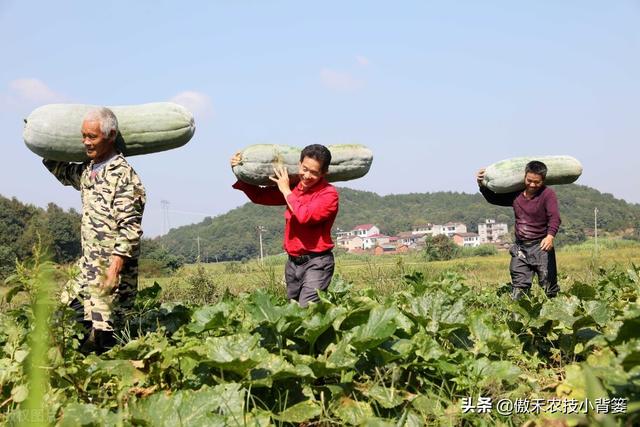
161, 200, 170, 237
594, 207, 598, 258
196, 235, 201, 263
256, 225, 266, 263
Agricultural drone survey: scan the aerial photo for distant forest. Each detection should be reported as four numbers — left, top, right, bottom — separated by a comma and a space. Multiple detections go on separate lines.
1, 184, 639, 278
155, 184, 640, 263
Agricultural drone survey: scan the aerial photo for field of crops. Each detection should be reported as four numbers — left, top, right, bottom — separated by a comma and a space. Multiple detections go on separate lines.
1, 241, 640, 425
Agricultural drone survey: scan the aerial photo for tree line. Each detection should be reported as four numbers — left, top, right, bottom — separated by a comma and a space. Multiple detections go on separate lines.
1, 183, 638, 278
156, 184, 640, 263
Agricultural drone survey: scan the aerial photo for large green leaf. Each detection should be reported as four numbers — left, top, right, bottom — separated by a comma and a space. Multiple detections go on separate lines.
405, 292, 467, 333
539, 295, 581, 329
349, 306, 402, 351
468, 312, 519, 356
612, 315, 640, 344
59, 403, 121, 427
301, 305, 347, 350
332, 397, 374, 425
274, 399, 322, 423
411, 329, 445, 363
361, 383, 408, 408
373, 338, 414, 364
187, 303, 232, 334
83, 356, 147, 387
200, 334, 268, 375
466, 357, 520, 387
583, 366, 618, 427
583, 300, 611, 327
324, 339, 359, 371
131, 384, 245, 426
249, 353, 315, 387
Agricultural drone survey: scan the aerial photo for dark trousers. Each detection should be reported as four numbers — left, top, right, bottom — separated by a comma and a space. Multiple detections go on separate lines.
509, 241, 559, 298
285, 252, 335, 307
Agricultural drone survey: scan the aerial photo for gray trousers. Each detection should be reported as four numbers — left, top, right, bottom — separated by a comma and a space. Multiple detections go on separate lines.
285, 252, 335, 307
509, 242, 559, 298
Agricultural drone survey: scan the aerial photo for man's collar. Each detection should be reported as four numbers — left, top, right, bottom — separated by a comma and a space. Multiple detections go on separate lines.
297, 177, 328, 193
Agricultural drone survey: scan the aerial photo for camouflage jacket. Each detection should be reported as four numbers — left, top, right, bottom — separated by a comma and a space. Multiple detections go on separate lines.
43, 155, 146, 292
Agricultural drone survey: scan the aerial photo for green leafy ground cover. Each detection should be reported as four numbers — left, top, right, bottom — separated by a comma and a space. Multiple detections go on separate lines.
2, 252, 640, 425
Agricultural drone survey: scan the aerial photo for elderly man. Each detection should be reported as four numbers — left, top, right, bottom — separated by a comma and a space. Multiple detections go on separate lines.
231, 144, 339, 307
476, 161, 561, 300
43, 107, 146, 353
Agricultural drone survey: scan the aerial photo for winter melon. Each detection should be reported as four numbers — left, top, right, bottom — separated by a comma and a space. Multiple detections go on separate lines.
483, 155, 583, 193
23, 102, 195, 162
232, 144, 373, 185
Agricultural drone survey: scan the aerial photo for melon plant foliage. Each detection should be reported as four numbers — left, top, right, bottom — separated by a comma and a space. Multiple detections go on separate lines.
1, 259, 640, 425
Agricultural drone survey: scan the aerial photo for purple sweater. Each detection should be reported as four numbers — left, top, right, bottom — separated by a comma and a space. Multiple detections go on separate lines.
480, 186, 561, 241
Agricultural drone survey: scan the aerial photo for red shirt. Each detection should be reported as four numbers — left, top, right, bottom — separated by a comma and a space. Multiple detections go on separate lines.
232, 179, 339, 256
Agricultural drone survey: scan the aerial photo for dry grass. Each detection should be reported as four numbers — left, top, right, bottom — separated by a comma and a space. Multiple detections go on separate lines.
140, 239, 640, 300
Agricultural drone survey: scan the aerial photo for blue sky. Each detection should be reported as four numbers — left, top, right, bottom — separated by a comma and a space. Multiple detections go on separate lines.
1, 1, 639, 237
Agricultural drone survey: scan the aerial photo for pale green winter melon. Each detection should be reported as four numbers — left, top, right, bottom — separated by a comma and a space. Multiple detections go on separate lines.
483, 155, 583, 193
232, 144, 373, 185
23, 102, 195, 162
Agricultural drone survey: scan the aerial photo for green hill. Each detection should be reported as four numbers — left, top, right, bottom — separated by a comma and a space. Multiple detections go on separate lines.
2, 184, 638, 272
157, 184, 640, 262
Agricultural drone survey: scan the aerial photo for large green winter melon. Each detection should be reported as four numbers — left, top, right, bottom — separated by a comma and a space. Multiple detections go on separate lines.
482, 155, 583, 193
23, 102, 195, 162
232, 144, 373, 185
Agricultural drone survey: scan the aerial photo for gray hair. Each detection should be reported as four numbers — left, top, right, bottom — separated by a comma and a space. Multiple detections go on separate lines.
83, 107, 118, 140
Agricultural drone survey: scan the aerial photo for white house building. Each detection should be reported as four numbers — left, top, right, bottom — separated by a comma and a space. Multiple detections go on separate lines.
351, 224, 380, 237
442, 222, 467, 237
477, 219, 509, 243
453, 232, 480, 247
338, 235, 364, 252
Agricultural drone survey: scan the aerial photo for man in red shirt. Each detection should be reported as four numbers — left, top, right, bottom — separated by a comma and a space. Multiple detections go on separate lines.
476, 161, 561, 300
231, 144, 339, 307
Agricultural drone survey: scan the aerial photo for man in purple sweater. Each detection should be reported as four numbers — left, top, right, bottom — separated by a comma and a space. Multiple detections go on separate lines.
476, 161, 561, 300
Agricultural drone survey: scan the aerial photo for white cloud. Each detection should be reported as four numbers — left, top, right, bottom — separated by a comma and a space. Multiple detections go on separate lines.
355, 55, 370, 66
1, 78, 67, 110
169, 91, 214, 117
320, 68, 365, 91
9, 78, 65, 103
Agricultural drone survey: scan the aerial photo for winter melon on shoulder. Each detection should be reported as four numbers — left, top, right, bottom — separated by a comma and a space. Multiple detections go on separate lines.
23, 102, 195, 162
482, 155, 583, 193
232, 144, 373, 185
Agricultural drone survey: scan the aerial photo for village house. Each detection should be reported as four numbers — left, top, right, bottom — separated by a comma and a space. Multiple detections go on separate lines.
453, 232, 480, 247
412, 224, 443, 236
335, 228, 353, 239
412, 222, 467, 237
336, 224, 383, 252
442, 222, 467, 237
362, 233, 391, 249
477, 219, 509, 243
397, 231, 427, 247
351, 224, 380, 237
337, 235, 364, 252
337, 221, 475, 253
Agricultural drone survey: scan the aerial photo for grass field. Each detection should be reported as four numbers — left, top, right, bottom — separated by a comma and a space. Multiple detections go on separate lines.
141, 238, 640, 303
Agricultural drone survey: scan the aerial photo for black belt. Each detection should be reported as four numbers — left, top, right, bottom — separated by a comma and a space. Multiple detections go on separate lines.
288, 250, 332, 265
516, 238, 543, 247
